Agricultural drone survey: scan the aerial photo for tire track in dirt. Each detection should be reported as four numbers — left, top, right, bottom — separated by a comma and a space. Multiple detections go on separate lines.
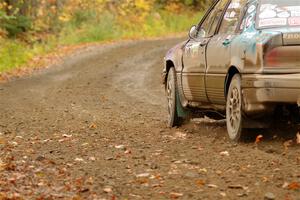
0, 38, 299, 199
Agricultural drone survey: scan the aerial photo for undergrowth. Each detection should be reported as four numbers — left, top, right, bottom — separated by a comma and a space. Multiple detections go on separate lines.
0, 11, 202, 72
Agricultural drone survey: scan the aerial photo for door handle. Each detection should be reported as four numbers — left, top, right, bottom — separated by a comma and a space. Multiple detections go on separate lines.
222, 39, 231, 46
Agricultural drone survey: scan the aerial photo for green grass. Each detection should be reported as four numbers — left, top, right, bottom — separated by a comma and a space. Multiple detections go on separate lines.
0, 38, 58, 72
0, 39, 32, 72
60, 13, 121, 45
0, 11, 203, 73
159, 11, 202, 33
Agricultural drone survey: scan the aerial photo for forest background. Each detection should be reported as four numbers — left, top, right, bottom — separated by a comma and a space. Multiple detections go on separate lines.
0, 0, 210, 73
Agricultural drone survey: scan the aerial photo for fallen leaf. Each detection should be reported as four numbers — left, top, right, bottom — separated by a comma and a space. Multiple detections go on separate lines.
282, 182, 289, 189
58, 138, 68, 143
198, 168, 207, 174
196, 180, 205, 187
255, 135, 263, 144
220, 151, 230, 156
152, 184, 162, 188
216, 170, 222, 175
103, 186, 112, 193
80, 188, 89, 193
136, 178, 149, 184
105, 157, 114, 161
264, 192, 275, 200
237, 192, 248, 197
42, 139, 51, 143
288, 182, 300, 190
62, 134, 72, 138
0, 159, 6, 171
174, 131, 187, 139
74, 158, 84, 162
170, 192, 183, 199
89, 157, 96, 161
115, 145, 126, 150
228, 184, 244, 189
136, 173, 150, 178
129, 194, 142, 198
124, 150, 131, 154
9, 141, 18, 146
197, 146, 204, 151
220, 192, 227, 197
89, 123, 97, 129
173, 160, 182, 164
262, 176, 269, 182
0, 138, 5, 145
208, 184, 218, 188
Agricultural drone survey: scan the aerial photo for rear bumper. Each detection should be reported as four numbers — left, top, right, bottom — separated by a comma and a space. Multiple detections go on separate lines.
242, 74, 300, 114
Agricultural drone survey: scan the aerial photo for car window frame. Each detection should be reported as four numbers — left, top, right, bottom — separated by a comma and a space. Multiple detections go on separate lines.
216, 0, 250, 35
235, 3, 250, 33
207, 0, 232, 36
196, 0, 230, 38
239, 1, 259, 32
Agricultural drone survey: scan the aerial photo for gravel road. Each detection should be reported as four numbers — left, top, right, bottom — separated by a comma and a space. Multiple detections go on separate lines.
0, 37, 299, 199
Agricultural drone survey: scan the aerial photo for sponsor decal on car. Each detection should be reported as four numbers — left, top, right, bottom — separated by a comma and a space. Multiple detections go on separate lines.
259, 10, 277, 19
247, 5, 256, 14
258, 4, 300, 27
277, 11, 290, 18
259, 18, 287, 27
283, 33, 300, 40
284, 6, 300, 12
288, 17, 300, 26
291, 10, 300, 17
245, 14, 254, 28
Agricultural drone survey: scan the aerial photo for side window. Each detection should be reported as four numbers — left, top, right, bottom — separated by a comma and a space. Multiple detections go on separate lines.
199, 0, 228, 38
200, 10, 216, 37
241, 3, 257, 31
219, 0, 247, 34
208, 0, 228, 36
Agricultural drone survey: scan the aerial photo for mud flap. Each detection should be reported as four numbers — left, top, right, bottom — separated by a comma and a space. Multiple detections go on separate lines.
176, 92, 189, 118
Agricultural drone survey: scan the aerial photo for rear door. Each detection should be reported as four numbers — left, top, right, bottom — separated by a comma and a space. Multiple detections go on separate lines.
181, 0, 228, 102
205, 0, 247, 104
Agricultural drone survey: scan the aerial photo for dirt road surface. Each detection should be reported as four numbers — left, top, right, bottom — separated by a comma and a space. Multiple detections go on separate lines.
0, 38, 299, 200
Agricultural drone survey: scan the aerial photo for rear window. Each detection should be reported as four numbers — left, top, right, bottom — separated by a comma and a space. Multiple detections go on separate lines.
257, 0, 300, 28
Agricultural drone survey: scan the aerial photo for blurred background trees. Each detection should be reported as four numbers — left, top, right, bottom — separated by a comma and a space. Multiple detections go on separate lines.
0, 0, 211, 72
0, 0, 210, 38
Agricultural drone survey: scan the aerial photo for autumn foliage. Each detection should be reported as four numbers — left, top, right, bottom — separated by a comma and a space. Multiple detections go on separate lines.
0, 0, 208, 39
0, 0, 208, 72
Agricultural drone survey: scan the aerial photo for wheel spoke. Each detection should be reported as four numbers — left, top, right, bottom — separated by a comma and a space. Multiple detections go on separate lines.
227, 82, 242, 133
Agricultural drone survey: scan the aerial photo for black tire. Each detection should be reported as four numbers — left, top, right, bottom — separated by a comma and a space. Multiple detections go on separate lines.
166, 67, 182, 127
226, 74, 245, 142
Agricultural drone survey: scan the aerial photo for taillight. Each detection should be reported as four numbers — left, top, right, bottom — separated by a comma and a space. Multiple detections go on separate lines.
265, 46, 300, 68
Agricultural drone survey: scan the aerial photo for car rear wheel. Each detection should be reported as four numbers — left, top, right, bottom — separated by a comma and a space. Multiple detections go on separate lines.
226, 74, 244, 142
166, 67, 181, 127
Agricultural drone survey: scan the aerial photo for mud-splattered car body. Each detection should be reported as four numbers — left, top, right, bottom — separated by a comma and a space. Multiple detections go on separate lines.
162, 0, 300, 140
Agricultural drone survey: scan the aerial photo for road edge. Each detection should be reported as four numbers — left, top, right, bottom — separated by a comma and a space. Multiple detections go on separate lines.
0, 33, 186, 83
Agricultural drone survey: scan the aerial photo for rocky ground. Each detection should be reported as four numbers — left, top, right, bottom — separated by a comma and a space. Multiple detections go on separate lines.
0, 38, 299, 200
